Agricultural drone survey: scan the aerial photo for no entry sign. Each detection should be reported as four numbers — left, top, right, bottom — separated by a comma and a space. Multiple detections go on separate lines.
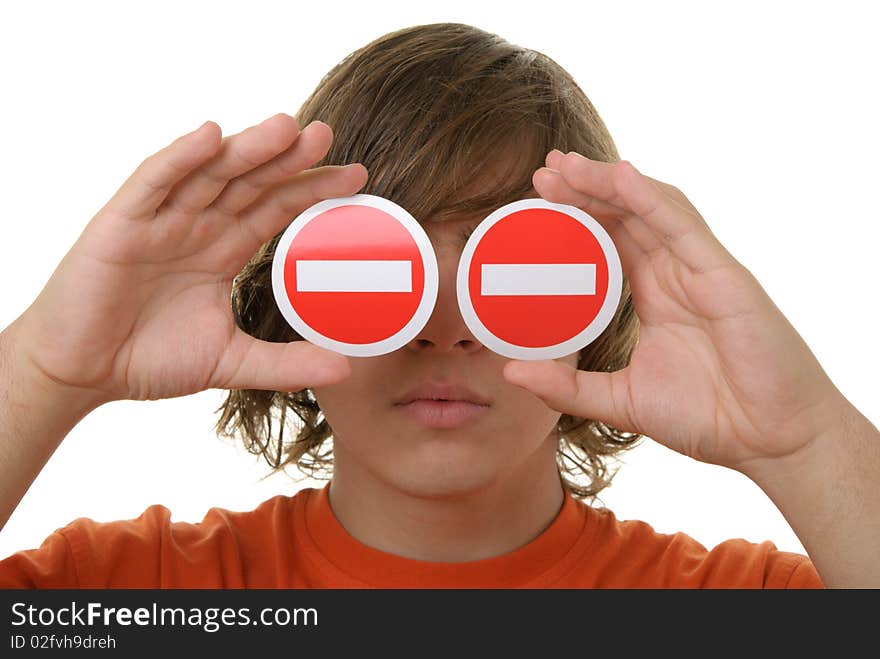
457, 199, 622, 360
272, 194, 438, 357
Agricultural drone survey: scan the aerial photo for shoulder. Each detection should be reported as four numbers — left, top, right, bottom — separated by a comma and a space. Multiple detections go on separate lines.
0, 489, 314, 588
580, 503, 823, 588
72, 493, 291, 541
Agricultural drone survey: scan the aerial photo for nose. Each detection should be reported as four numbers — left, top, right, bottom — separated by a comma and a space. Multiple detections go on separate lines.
405, 246, 483, 355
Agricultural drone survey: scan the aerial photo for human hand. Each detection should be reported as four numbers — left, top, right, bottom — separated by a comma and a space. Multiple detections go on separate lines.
504, 150, 852, 474
10, 114, 366, 406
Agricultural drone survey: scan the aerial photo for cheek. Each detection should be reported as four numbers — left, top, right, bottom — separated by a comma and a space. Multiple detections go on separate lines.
493, 378, 565, 441
497, 352, 581, 432
310, 359, 389, 423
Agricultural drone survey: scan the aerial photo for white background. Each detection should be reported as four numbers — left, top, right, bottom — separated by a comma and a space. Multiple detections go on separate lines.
1, 0, 877, 561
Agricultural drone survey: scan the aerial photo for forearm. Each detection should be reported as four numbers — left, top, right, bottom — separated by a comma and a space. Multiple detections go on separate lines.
0, 317, 106, 532
746, 401, 880, 588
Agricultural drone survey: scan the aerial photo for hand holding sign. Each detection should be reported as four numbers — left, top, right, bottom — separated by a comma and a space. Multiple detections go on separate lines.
7, 115, 366, 406
506, 150, 852, 476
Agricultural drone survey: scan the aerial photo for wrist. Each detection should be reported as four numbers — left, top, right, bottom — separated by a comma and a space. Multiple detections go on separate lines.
1, 316, 109, 424
739, 400, 880, 588
0, 317, 108, 531
739, 396, 877, 533
738, 391, 861, 482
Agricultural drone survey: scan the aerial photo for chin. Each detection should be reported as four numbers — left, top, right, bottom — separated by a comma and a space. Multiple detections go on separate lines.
381, 453, 510, 502
390, 479, 496, 502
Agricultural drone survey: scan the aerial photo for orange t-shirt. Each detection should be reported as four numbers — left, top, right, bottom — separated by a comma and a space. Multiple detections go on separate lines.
0, 484, 823, 588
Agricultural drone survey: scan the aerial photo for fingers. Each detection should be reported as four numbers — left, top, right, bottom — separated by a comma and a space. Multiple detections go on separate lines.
236, 163, 369, 247
503, 359, 636, 434
544, 149, 670, 259
211, 120, 335, 215
215, 329, 352, 392
106, 121, 222, 220
543, 149, 623, 215
104, 114, 333, 223
609, 159, 730, 273
544, 150, 733, 274
162, 113, 303, 214
533, 165, 646, 275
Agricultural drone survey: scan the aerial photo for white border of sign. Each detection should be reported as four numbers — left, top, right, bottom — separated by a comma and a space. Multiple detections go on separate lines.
272, 194, 439, 357
456, 198, 623, 361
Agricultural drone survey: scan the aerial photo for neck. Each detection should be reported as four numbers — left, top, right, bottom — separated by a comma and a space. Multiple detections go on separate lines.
327, 441, 565, 563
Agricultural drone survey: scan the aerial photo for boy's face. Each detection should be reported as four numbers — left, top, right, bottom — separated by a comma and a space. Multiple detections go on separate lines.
311, 211, 580, 499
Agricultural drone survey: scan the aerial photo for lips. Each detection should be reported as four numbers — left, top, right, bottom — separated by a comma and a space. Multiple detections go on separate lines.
393, 382, 492, 429
393, 382, 491, 407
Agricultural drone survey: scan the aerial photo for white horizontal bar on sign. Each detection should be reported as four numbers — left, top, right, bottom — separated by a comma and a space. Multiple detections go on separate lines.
481, 263, 597, 296
296, 260, 413, 293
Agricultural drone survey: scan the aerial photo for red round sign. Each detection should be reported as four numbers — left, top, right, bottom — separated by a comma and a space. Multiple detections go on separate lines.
457, 199, 622, 360
272, 195, 438, 357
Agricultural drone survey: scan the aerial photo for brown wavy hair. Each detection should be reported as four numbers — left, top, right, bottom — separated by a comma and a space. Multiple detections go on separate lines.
215, 22, 642, 500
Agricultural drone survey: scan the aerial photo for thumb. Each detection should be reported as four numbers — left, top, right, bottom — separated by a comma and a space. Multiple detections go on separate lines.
503, 359, 632, 430
216, 328, 352, 391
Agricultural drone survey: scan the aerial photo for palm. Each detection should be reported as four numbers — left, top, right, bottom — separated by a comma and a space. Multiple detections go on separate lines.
618, 253, 816, 465
119, 284, 237, 401
56, 204, 257, 401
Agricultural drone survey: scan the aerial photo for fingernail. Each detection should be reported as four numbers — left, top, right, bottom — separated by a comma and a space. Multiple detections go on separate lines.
546, 149, 564, 168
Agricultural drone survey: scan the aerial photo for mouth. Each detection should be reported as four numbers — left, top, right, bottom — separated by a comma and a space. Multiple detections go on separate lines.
393, 381, 492, 429
393, 398, 491, 429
